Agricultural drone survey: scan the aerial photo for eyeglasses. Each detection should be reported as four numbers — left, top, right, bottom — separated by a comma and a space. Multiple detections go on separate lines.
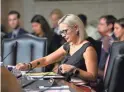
59, 29, 69, 37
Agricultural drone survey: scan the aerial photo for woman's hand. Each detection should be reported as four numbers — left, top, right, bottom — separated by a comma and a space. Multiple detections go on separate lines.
16, 63, 29, 71
59, 64, 75, 74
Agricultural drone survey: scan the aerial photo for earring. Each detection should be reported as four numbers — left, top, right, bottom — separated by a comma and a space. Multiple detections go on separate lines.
76, 31, 79, 35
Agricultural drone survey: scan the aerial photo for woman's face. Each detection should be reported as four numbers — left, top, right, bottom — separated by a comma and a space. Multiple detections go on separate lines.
32, 22, 42, 34
59, 23, 78, 42
114, 23, 124, 39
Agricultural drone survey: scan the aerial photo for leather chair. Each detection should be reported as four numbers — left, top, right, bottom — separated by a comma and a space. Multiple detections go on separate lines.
108, 54, 124, 92
103, 41, 124, 92
2, 34, 47, 72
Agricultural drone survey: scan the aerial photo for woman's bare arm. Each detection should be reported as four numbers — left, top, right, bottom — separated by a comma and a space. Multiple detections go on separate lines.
30, 46, 66, 68
78, 46, 98, 81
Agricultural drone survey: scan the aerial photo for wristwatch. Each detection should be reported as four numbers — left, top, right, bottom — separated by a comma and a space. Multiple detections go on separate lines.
72, 67, 80, 76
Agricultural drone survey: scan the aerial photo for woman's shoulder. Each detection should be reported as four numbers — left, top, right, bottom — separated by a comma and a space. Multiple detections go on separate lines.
81, 40, 94, 52
83, 42, 96, 54
82, 40, 93, 47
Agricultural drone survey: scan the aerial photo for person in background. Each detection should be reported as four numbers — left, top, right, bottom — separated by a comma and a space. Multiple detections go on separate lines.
31, 15, 62, 72
114, 18, 124, 41
4, 10, 28, 39
49, 8, 65, 45
97, 15, 117, 78
97, 18, 124, 92
103, 18, 124, 79
50, 8, 64, 35
31, 14, 61, 54
78, 14, 101, 40
16, 14, 98, 85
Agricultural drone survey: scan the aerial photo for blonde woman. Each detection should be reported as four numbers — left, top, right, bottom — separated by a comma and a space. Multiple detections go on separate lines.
16, 14, 98, 82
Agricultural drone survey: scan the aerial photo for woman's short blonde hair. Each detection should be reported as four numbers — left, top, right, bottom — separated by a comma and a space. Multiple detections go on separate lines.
58, 14, 87, 40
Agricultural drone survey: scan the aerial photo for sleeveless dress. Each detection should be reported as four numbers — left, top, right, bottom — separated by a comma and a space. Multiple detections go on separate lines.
59, 42, 96, 87
60, 42, 93, 71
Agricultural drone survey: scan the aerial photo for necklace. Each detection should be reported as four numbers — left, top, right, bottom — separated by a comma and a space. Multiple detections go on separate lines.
70, 40, 84, 48
71, 43, 78, 48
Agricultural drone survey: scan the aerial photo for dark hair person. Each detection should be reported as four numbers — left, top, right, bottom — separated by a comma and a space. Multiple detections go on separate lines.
16, 14, 98, 84
31, 15, 61, 54
98, 15, 117, 78
114, 18, 124, 41
4, 10, 28, 39
103, 18, 124, 79
98, 15, 117, 36
8, 10, 21, 19
78, 14, 101, 40
78, 14, 87, 27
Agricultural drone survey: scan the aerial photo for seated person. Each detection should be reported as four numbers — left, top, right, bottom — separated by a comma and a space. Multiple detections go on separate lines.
49, 8, 63, 35
114, 18, 124, 41
97, 18, 124, 91
1, 64, 21, 92
16, 14, 98, 85
104, 18, 124, 77
4, 10, 28, 39
31, 15, 62, 72
31, 14, 62, 54
97, 15, 117, 78
78, 14, 101, 40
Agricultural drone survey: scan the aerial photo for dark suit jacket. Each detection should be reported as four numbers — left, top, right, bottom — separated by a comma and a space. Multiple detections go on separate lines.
98, 33, 117, 70
3, 28, 28, 39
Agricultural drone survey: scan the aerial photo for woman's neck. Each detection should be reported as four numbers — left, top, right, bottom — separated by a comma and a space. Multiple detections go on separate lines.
37, 31, 44, 37
71, 36, 83, 45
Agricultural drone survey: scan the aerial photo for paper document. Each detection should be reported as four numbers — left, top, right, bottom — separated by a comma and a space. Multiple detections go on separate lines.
25, 72, 57, 76
25, 72, 64, 79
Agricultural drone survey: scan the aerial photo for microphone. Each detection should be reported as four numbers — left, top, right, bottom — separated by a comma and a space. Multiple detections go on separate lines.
2, 42, 17, 62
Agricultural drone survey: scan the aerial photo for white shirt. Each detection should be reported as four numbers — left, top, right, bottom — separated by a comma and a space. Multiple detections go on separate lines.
86, 25, 101, 40
54, 27, 61, 35
11, 28, 20, 38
